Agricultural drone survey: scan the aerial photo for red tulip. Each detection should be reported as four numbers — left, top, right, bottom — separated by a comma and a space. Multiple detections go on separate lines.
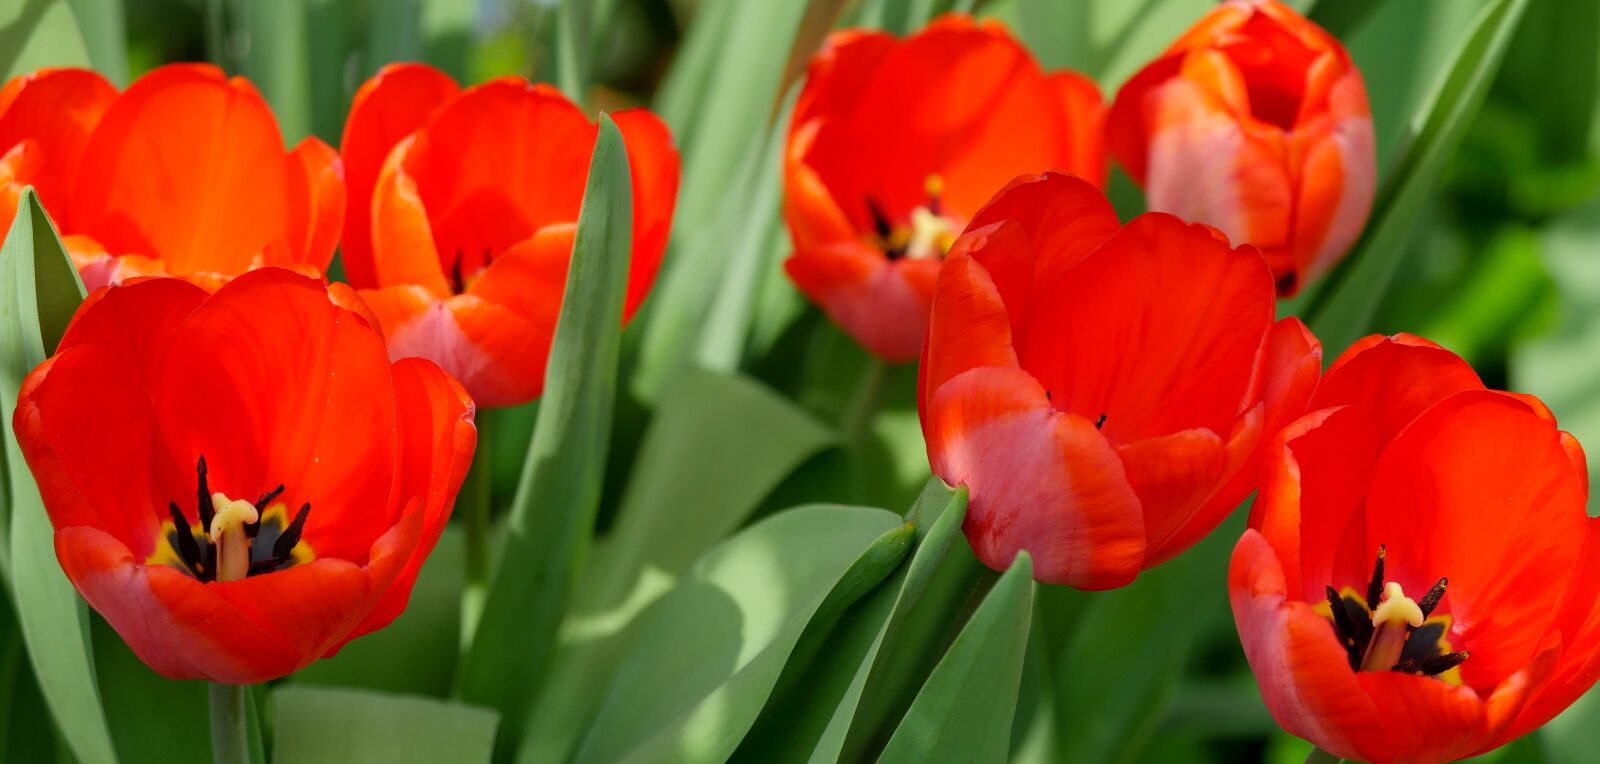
920, 172, 1320, 588
340, 64, 680, 407
1108, 0, 1374, 295
13, 268, 475, 684
1232, 334, 1600, 763
785, 14, 1106, 362
0, 65, 344, 291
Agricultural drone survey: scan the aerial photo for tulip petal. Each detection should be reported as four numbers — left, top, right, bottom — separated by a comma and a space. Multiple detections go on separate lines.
613, 108, 680, 320
1048, 72, 1107, 188
1312, 333, 1485, 442
0, 68, 115, 225
70, 64, 290, 276
363, 284, 551, 408
1364, 390, 1587, 691
963, 171, 1122, 306
1117, 427, 1227, 561
339, 62, 460, 288
918, 246, 1021, 426
370, 135, 452, 296
1352, 671, 1488, 763
283, 137, 345, 272
927, 366, 1143, 589
1019, 212, 1275, 443
785, 240, 935, 363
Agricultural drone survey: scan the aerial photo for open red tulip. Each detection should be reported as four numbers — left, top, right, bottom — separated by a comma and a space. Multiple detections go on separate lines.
340, 63, 680, 407
1108, 0, 1374, 295
0, 64, 344, 291
784, 14, 1106, 362
920, 172, 1320, 589
13, 268, 475, 684
1232, 334, 1600, 763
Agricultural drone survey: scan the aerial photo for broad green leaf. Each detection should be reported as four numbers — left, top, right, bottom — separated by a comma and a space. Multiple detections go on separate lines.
293, 527, 465, 697
93, 614, 211, 764
551, 0, 592, 102
64, 0, 126, 84
518, 369, 834, 762
241, 0, 312, 143
878, 551, 1035, 763
1015, 0, 1093, 73
306, 0, 352, 142
1054, 511, 1241, 764
420, 0, 473, 83
573, 505, 911, 764
271, 686, 498, 764
733, 480, 967, 763
365, 0, 421, 73
1305, 0, 1529, 349
1306, 0, 1382, 39
0, 190, 113, 764
459, 117, 633, 748
0, 601, 58, 763
0, 0, 91, 78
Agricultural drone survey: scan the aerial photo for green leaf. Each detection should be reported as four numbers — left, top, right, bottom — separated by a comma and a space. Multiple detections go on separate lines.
0, 0, 91, 78
517, 369, 834, 762
63, 0, 126, 85
306, 0, 352, 143
573, 505, 911, 764
1305, 0, 1530, 349
292, 527, 465, 697
365, 0, 421, 74
271, 686, 498, 764
733, 480, 968, 763
878, 551, 1035, 763
458, 116, 633, 748
1305, 0, 1382, 39
1053, 510, 1241, 764
0, 190, 113, 764
92, 614, 211, 764
240, 0, 312, 143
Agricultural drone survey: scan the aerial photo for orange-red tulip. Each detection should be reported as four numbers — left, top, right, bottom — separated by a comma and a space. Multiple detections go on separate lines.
920, 172, 1320, 589
340, 64, 679, 407
785, 15, 1106, 362
0, 65, 344, 291
1108, 0, 1374, 295
13, 268, 475, 684
1232, 334, 1600, 763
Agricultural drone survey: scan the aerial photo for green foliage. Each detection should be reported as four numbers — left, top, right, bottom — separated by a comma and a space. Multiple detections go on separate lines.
271, 686, 498, 764
0, 0, 90, 78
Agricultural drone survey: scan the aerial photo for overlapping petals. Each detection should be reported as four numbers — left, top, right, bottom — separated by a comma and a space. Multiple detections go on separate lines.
784, 14, 1107, 362
1108, 0, 1374, 295
341, 63, 680, 407
13, 268, 475, 684
1232, 334, 1600, 763
920, 172, 1320, 588
0, 64, 345, 290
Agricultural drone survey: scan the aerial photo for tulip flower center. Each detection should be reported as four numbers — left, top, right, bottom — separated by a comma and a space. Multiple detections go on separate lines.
1322, 545, 1467, 682
148, 456, 314, 583
448, 246, 496, 294
867, 175, 958, 261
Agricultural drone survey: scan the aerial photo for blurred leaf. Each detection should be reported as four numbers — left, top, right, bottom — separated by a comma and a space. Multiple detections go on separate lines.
517, 369, 834, 762
1055, 511, 1241, 764
732, 480, 966, 762
573, 505, 911, 764
271, 686, 498, 764
459, 117, 632, 749
0, 0, 91, 77
240, 0, 312, 142
306, 0, 350, 143
878, 551, 1034, 763
293, 527, 465, 697
420, 0, 472, 82
1418, 224, 1551, 364
1015, 0, 1093, 73
1305, 0, 1381, 38
1306, 0, 1530, 351
64, 0, 126, 84
365, 0, 420, 73
1513, 195, 1600, 507
0, 190, 114, 764
92, 614, 211, 764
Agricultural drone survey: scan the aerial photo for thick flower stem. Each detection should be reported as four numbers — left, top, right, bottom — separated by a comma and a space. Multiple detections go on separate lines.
840, 356, 889, 443
460, 420, 493, 650
1304, 746, 1343, 764
209, 683, 250, 764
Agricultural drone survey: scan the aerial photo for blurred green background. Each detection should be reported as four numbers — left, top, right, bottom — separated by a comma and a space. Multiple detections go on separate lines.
4, 0, 1599, 762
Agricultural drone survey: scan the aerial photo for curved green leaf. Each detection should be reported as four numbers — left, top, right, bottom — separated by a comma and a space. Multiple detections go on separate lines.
271, 686, 498, 764
459, 116, 633, 748
0, 0, 91, 78
0, 190, 112, 764
1305, 0, 1531, 349
574, 505, 911, 764
878, 551, 1035, 763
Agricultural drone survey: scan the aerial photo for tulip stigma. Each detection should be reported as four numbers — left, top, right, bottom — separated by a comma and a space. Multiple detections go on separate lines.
1323, 545, 1468, 681
154, 456, 314, 582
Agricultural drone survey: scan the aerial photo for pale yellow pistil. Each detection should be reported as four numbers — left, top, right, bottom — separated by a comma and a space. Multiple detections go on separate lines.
208, 493, 259, 583
904, 174, 957, 260
1361, 581, 1424, 671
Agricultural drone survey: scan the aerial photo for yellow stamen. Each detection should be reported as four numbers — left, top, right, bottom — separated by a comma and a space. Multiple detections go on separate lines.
1361, 581, 1423, 671
208, 493, 259, 583
906, 206, 956, 260
924, 173, 945, 199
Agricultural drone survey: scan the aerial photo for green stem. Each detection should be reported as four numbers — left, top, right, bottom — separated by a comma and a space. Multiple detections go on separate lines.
1305, 746, 1343, 764
209, 683, 249, 764
840, 357, 889, 443
459, 419, 493, 650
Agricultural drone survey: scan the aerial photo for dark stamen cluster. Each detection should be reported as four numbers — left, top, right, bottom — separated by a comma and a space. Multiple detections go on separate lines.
166, 456, 311, 582
449, 247, 496, 294
1325, 544, 1466, 678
